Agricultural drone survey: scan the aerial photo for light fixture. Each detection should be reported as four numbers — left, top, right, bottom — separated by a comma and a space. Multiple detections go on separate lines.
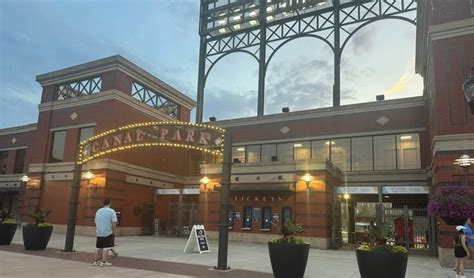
454, 154, 474, 168
325, 141, 335, 145
400, 135, 412, 140
234, 24, 241, 30
83, 171, 95, 180
249, 10, 257, 17
232, 15, 241, 21
266, 15, 274, 21
343, 193, 350, 200
219, 28, 226, 34
250, 20, 258, 25
454, 154, 474, 187
237, 147, 245, 151
20, 175, 30, 183
462, 67, 474, 114
318, 0, 326, 6
294, 143, 303, 147
301, 173, 313, 191
200, 176, 210, 185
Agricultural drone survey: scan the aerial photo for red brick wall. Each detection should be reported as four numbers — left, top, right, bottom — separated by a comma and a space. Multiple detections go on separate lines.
429, 34, 474, 143
430, 0, 472, 25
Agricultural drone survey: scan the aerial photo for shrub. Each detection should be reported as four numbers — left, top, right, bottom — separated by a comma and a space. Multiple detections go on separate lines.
272, 220, 306, 245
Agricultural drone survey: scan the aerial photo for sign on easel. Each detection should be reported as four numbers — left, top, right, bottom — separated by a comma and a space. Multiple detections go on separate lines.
184, 225, 210, 254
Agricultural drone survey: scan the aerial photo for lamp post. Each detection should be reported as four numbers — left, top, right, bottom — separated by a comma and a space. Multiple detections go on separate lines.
462, 67, 474, 114
454, 154, 474, 187
216, 129, 232, 270
301, 173, 313, 191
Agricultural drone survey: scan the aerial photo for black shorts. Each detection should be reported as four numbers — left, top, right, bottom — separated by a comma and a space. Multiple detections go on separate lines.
455, 246, 468, 258
96, 234, 113, 249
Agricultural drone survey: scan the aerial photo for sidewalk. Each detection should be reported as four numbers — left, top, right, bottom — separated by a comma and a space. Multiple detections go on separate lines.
3, 231, 474, 278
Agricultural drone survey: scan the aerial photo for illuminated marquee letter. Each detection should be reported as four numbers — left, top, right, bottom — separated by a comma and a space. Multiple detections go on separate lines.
113, 134, 122, 146
159, 128, 169, 141
92, 141, 100, 153
101, 138, 110, 150
171, 129, 182, 141
123, 132, 133, 144
198, 132, 211, 145
185, 130, 195, 142
136, 129, 145, 142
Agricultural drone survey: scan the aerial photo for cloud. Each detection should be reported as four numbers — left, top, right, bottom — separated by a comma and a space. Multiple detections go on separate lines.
349, 28, 377, 55
384, 59, 416, 96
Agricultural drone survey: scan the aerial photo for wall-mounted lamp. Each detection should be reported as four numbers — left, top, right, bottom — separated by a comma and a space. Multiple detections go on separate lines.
454, 154, 474, 187
20, 175, 33, 190
83, 171, 98, 191
301, 173, 313, 191
200, 176, 214, 193
20, 175, 30, 183
343, 193, 350, 200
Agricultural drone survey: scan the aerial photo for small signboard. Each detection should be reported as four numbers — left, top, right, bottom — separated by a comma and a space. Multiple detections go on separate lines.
184, 225, 210, 254
272, 212, 280, 222
235, 211, 241, 221
253, 208, 261, 222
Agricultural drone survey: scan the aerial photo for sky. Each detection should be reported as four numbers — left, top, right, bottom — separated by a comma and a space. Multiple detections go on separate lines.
0, 0, 422, 128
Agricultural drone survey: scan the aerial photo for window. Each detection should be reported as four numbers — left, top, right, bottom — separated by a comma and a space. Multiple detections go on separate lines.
374, 135, 396, 170
0, 151, 8, 174
232, 147, 245, 163
243, 206, 253, 229
13, 149, 26, 174
397, 133, 421, 169
277, 143, 293, 162
228, 206, 234, 229
351, 137, 373, 171
311, 140, 330, 161
331, 138, 350, 171
294, 141, 310, 160
79, 127, 94, 143
50, 130, 67, 162
261, 144, 277, 162
246, 145, 260, 163
261, 207, 272, 230
282, 207, 292, 225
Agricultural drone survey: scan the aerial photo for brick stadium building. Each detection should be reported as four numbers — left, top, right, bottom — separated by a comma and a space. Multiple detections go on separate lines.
0, 0, 473, 267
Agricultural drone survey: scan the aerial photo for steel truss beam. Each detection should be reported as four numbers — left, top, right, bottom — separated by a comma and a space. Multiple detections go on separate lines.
196, 0, 416, 122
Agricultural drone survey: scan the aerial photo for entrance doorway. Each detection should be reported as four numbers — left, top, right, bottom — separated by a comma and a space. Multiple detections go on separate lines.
340, 194, 432, 253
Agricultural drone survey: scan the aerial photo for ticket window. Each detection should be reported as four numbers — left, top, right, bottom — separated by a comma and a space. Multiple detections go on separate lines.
228, 206, 234, 229
243, 206, 253, 230
261, 207, 272, 231
282, 207, 292, 224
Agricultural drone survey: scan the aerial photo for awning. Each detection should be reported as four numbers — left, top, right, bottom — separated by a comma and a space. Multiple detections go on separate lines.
230, 183, 295, 191
0, 181, 22, 192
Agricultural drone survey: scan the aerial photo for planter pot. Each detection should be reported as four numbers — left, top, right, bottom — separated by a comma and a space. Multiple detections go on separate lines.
442, 218, 466, 226
0, 223, 17, 245
268, 242, 310, 278
22, 224, 53, 250
356, 249, 408, 278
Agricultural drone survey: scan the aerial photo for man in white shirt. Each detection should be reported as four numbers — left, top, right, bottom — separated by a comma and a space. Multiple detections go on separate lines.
92, 198, 117, 267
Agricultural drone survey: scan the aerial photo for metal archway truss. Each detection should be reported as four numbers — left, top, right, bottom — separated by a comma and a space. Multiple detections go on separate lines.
196, 0, 416, 122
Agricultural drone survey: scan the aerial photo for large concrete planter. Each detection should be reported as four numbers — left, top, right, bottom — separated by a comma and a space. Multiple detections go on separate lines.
356, 249, 408, 278
0, 223, 17, 245
268, 242, 310, 278
22, 224, 53, 250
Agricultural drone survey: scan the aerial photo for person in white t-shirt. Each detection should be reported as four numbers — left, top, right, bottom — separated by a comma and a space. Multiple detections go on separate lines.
92, 198, 117, 267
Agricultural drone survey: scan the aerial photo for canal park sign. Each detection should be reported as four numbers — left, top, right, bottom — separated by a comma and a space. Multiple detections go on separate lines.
65, 121, 226, 252
78, 121, 225, 164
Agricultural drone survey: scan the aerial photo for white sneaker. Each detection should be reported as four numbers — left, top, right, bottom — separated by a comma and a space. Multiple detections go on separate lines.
99, 261, 112, 267
92, 261, 99, 266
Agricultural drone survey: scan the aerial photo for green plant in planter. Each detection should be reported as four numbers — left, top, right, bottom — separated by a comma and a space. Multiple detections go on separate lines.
272, 220, 305, 244
356, 222, 408, 278
23, 208, 53, 250
28, 208, 52, 227
0, 209, 17, 245
269, 221, 309, 278
1, 209, 16, 224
